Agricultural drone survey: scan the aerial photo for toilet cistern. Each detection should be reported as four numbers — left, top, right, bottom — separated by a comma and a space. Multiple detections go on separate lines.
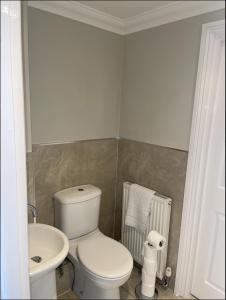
27, 204, 37, 223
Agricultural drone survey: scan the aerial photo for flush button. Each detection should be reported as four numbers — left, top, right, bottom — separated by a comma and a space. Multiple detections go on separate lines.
78, 188, 84, 191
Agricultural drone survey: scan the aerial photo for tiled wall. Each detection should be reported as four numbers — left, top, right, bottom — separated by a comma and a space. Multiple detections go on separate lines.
30, 138, 118, 237
26, 137, 188, 291
116, 139, 188, 288
27, 138, 118, 295
26, 152, 35, 222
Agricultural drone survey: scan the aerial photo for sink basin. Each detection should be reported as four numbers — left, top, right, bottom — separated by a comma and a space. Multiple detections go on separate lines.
28, 223, 69, 299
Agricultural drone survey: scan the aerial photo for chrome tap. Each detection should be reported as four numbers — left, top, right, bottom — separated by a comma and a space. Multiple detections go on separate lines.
27, 204, 37, 223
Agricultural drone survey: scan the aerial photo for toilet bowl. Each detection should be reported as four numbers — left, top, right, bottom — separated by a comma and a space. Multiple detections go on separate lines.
54, 185, 133, 299
68, 229, 133, 299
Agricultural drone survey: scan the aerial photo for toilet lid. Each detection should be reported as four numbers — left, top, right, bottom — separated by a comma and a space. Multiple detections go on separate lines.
77, 235, 133, 279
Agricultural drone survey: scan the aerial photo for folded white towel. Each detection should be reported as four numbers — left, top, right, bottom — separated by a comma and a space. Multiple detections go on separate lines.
125, 184, 155, 233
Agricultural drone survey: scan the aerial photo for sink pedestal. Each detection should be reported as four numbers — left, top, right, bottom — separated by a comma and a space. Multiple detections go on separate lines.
28, 223, 69, 299
30, 271, 57, 299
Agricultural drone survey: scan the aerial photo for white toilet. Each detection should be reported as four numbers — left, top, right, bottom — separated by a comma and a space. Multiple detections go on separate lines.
54, 184, 133, 299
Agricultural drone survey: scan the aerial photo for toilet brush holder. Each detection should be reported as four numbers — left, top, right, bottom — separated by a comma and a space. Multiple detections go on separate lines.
135, 282, 158, 300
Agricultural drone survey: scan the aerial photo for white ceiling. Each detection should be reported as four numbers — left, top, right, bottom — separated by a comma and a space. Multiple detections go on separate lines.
79, 1, 173, 19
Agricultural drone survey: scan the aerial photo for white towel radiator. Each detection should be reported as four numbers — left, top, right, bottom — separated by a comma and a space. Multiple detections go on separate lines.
121, 182, 172, 280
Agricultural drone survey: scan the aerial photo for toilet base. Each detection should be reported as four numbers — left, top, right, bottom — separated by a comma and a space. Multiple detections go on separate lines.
67, 230, 132, 300
73, 263, 120, 299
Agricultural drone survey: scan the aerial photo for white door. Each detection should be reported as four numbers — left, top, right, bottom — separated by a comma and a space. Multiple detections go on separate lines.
191, 43, 225, 299
1, 1, 30, 298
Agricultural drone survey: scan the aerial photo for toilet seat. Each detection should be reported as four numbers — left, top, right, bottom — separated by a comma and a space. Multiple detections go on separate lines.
77, 234, 133, 279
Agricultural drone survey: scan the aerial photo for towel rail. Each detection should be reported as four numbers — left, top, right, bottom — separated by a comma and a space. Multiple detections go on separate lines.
121, 182, 171, 280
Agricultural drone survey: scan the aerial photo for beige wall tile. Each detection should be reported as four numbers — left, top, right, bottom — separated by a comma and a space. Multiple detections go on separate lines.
99, 214, 115, 238
32, 139, 118, 236
116, 139, 188, 288
30, 138, 118, 294
26, 137, 187, 291
26, 152, 35, 205
26, 152, 35, 222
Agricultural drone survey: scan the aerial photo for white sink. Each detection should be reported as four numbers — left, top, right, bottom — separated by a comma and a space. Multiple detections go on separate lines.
28, 223, 69, 299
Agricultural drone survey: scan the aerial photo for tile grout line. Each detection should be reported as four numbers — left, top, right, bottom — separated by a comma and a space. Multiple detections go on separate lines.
113, 138, 119, 238
57, 289, 73, 298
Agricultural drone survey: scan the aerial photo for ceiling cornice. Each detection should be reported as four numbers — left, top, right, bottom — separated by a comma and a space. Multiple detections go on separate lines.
28, 1, 125, 34
124, 1, 225, 34
28, 1, 225, 35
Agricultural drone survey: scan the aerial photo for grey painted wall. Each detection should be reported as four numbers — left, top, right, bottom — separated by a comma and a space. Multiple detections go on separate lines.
120, 10, 225, 150
28, 7, 124, 145
27, 8, 224, 149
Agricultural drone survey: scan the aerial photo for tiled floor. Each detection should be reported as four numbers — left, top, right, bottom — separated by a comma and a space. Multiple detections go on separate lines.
58, 291, 78, 299
58, 267, 184, 299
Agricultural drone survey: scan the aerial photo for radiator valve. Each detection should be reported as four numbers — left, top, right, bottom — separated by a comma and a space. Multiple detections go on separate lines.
162, 266, 172, 289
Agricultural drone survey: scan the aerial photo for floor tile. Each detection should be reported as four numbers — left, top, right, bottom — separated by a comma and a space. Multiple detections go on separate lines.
58, 290, 78, 299
124, 267, 185, 300
57, 266, 187, 299
122, 266, 141, 298
120, 286, 136, 299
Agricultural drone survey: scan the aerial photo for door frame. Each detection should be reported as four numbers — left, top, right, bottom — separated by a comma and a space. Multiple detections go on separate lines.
1, 1, 30, 298
174, 19, 225, 298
